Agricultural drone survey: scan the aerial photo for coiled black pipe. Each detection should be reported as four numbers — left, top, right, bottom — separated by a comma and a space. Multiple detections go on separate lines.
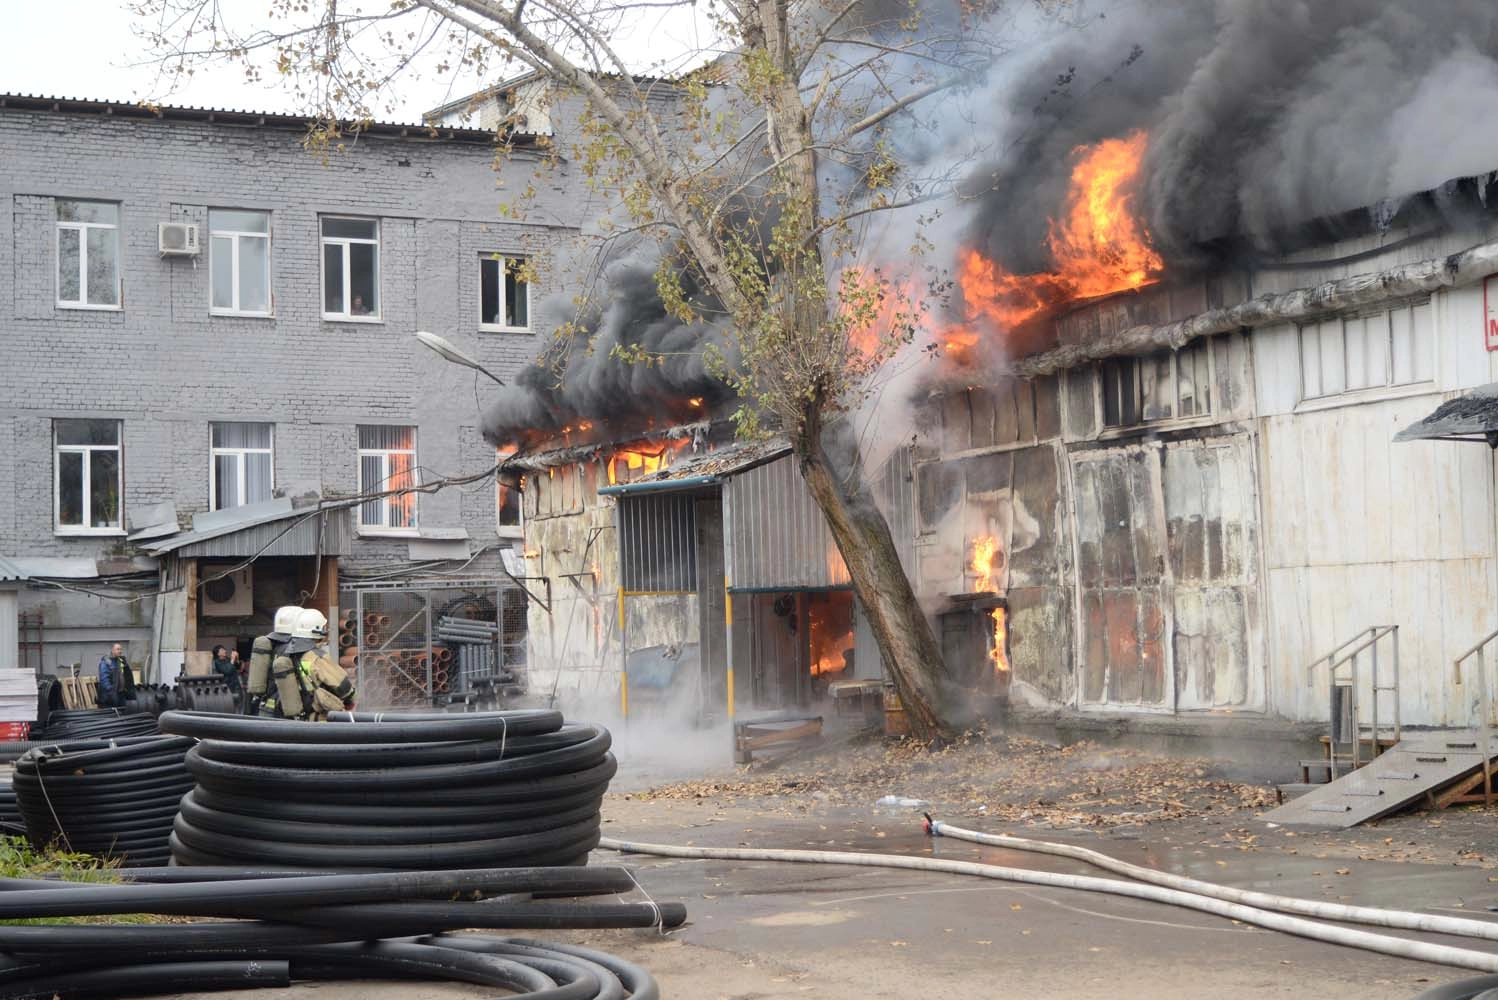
157, 710, 616, 869
31, 710, 158, 741
0, 868, 670, 999
0, 782, 23, 838
1413, 977, 1498, 999
11, 735, 192, 867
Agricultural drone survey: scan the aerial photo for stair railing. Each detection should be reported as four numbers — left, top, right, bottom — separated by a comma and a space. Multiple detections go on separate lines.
1307, 626, 1401, 771
1452, 626, 1498, 807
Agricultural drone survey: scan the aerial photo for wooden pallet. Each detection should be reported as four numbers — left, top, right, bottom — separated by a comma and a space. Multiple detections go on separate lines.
58, 676, 98, 709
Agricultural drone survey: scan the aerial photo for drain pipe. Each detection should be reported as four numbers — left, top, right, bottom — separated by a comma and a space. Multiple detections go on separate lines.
927, 819, 1498, 944
596, 836, 1498, 973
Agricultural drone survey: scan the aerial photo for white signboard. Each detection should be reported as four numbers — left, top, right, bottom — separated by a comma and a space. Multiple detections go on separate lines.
1487, 274, 1498, 352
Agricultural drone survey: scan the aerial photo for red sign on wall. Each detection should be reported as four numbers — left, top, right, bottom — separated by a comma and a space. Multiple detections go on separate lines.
1487, 274, 1498, 351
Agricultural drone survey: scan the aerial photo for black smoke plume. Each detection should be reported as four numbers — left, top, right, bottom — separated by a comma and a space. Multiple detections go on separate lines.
481, 247, 737, 449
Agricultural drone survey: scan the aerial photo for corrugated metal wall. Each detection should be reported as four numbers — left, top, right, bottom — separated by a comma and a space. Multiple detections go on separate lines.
724, 455, 850, 590
618, 493, 698, 592
173, 510, 353, 559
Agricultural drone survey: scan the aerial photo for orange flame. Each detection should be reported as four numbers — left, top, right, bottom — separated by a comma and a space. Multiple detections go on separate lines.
969, 535, 1009, 677
960, 131, 1163, 332
969, 535, 1000, 593
605, 439, 690, 486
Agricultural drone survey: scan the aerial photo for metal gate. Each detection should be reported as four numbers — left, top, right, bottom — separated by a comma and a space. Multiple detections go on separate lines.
337, 579, 529, 709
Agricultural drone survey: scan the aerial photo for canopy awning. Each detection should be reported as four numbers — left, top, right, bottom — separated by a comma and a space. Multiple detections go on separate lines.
1394, 384, 1498, 446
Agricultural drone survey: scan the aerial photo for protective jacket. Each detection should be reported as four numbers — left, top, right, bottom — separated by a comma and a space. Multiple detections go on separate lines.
96, 654, 136, 708
259, 646, 355, 721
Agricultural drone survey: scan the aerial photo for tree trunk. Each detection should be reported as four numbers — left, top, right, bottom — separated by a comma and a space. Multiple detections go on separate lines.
793, 422, 957, 742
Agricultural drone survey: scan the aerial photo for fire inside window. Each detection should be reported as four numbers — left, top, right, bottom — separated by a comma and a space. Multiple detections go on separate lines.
607, 444, 681, 485
1102, 338, 1213, 428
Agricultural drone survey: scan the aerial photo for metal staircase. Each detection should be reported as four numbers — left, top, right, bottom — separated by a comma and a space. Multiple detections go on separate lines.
1450, 626, 1498, 807
1264, 624, 1498, 827
1307, 625, 1402, 774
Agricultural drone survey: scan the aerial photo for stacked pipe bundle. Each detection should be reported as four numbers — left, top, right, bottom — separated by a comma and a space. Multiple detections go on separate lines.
12, 735, 194, 867
172, 676, 240, 714
0, 866, 676, 998
32, 709, 159, 741
159, 709, 616, 869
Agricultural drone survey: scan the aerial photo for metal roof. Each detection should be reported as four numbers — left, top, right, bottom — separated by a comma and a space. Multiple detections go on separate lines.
1393, 384, 1498, 446
598, 440, 791, 496
143, 499, 352, 559
0, 92, 511, 145
0, 557, 26, 582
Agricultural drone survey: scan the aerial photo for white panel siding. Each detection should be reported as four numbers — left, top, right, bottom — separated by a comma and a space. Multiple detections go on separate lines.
1258, 393, 1497, 724
0, 592, 16, 671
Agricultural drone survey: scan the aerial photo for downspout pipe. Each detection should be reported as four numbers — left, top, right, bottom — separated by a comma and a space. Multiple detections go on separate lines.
597, 835, 1498, 972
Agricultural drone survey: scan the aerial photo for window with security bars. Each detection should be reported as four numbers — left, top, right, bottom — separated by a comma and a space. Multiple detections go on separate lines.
1299, 300, 1434, 400
55, 419, 122, 533
210, 422, 274, 510
1102, 339, 1213, 428
358, 425, 418, 533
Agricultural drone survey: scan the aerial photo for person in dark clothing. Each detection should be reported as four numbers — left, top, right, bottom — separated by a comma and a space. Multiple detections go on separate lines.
97, 643, 136, 708
211, 644, 242, 695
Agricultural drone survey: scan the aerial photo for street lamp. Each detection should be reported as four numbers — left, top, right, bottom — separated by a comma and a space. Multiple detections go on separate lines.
415, 330, 506, 386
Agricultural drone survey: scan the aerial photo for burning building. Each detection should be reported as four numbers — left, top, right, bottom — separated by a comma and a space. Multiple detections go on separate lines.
469, 1, 1498, 749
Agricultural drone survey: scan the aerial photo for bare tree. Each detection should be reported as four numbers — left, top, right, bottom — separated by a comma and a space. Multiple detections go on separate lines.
137, 0, 1040, 739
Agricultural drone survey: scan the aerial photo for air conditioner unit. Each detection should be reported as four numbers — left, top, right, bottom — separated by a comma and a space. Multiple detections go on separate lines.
202, 565, 253, 617
158, 222, 201, 256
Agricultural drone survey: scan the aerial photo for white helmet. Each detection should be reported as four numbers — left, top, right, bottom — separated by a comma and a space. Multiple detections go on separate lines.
291, 609, 329, 641
268, 605, 301, 641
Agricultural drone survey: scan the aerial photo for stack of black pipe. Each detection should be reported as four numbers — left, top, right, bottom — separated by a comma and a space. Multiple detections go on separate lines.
11, 735, 194, 867
0, 865, 677, 998
159, 709, 616, 869
171, 676, 240, 714
31, 709, 158, 741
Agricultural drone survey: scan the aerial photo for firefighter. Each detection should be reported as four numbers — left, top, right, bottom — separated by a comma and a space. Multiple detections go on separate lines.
245, 606, 300, 716
260, 609, 355, 721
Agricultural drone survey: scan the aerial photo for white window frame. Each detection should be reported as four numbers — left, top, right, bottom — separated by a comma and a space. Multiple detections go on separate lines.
1099, 339, 1216, 431
54, 420, 124, 536
55, 201, 121, 310
357, 427, 419, 535
1297, 301, 1435, 404
478, 252, 531, 332
209, 423, 275, 511
320, 216, 381, 322
209, 210, 272, 316
495, 452, 525, 538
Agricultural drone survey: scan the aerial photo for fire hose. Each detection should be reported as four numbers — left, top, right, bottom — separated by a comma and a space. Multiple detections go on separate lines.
0, 866, 673, 998
11, 735, 194, 868
157, 710, 616, 869
596, 827, 1498, 973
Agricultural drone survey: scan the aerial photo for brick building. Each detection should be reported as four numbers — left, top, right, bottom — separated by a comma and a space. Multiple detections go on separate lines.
0, 93, 587, 686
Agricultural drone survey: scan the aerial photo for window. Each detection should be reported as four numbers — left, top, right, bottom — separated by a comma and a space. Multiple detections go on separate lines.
56, 201, 120, 308
1102, 340, 1213, 428
479, 253, 530, 331
55, 419, 122, 533
1300, 301, 1434, 400
358, 425, 417, 532
321, 217, 379, 320
210, 210, 271, 315
210, 423, 274, 510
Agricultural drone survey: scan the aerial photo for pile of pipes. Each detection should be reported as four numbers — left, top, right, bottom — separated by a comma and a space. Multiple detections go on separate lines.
437, 615, 517, 690
0, 865, 677, 998
171, 675, 240, 714
161, 709, 616, 869
12, 735, 193, 867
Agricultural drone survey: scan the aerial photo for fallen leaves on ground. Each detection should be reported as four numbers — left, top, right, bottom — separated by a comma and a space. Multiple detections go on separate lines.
628, 734, 1274, 830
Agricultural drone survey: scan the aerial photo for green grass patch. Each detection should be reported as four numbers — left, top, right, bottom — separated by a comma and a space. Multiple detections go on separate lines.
0, 836, 158, 925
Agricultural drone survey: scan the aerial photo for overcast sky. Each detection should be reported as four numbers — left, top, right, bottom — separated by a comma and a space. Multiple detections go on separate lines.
0, 0, 709, 122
